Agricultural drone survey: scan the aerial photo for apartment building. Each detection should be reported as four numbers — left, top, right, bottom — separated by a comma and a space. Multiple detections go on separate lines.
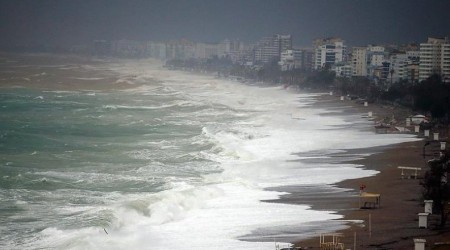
385, 50, 420, 84
366, 45, 386, 79
419, 37, 450, 82
146, 42, 167, 60
254, 34, 292, 64
313, 38, 346, 70
332, 63, 353, 78
352, 47, 368, 76
111, 40, 146, 58
194, 43, 219, 59
165, 39, 195, 60
279, 49, 303, 71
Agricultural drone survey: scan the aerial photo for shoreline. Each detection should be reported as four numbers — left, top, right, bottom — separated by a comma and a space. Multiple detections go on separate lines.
288, 94, 450, 249
3, 53, 449, 248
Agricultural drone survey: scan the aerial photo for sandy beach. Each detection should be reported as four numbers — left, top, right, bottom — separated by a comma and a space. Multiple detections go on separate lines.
291, 94, 450, 249
2, 53, 449, 249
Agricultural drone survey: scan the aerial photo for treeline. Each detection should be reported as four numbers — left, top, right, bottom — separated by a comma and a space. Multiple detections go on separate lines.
166, 58, 331, 86
341, 75, 450, 122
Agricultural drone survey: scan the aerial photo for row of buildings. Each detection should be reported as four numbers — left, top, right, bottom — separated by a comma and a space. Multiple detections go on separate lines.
93, 38, 247, 62
92, 35, 450, 84
312, 37, 450, 84
93, 35, 308, 66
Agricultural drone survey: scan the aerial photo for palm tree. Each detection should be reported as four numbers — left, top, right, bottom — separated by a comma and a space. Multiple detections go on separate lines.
390, 69, 395, 85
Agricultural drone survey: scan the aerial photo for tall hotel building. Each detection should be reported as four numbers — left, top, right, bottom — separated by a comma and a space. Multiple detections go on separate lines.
254, 34, 292, 64
419, 37, 450, 82
313, 38, 346, 70
351, 47, 368, 76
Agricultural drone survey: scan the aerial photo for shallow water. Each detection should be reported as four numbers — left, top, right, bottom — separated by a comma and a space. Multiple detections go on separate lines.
0, 56, 419, 249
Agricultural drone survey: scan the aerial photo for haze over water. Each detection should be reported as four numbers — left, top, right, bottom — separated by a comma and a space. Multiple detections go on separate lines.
0, 56, 418, 249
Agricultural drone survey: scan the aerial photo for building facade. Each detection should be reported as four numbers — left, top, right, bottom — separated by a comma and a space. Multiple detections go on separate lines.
146, 42, 167, 60
219, 39, 246, 62
313, 38, 346, 70
111, 40, 146, 58
419, 37, 450, 82
332, 63, 353, 78
366, 45, 386, 78
389, 53, 408, 83
194, 43, 219, 59
352, 47, 368, 76
165, 39, 195, 60
254, 34, 292, 64
279, 49, 303, 71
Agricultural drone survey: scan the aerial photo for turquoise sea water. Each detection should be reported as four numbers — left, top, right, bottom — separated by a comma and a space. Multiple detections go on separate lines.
0, 56, 419, 250
0, 82, 227, 247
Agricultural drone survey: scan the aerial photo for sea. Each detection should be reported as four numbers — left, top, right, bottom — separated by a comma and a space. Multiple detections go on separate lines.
0, 54, 419, 250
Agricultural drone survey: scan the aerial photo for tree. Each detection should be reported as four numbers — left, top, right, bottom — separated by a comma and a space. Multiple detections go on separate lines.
305, 69, 336, 88
422, 150, 450, 227
390, 69, 395, 85
413, 74, 450, 121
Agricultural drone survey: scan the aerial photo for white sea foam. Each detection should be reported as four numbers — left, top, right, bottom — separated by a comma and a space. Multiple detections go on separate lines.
43, 90, 80, 94
28, 59, 420, 250
101, 99, 202, 111
33, 182, 341, 250
70, 77, 105, 81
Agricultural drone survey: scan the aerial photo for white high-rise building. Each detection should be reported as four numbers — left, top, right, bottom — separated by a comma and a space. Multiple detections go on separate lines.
419, 37, 450, 82
367, 45, 385, 66
313, 38, 346, 69
194, 43, 219, 59
279, 49, 303, 71
366, 45, 386, 78
164, 39, 195, 60
218, 39, 246, 63
442, 43, 450, 82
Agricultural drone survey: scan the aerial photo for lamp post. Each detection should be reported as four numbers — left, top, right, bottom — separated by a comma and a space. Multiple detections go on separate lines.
423, 141, 430, 159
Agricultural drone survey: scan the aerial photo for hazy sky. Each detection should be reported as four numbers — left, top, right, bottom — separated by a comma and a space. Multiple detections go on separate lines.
1, 0, 449, 47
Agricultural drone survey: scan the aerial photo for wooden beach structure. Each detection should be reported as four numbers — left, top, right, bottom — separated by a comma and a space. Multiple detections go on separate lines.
359, 192, 381, 209
319, 234, 345, 250
275, 243, 302, 250
374, 124, 391, 134
398, 166, 422, 179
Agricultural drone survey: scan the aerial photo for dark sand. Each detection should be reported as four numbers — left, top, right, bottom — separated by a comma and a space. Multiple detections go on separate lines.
3, 53, 449, 248
289, 94, 450, 249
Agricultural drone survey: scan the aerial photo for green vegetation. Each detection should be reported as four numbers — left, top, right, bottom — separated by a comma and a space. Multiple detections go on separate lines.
422, 150, 450, 228
379, 75, 450, 123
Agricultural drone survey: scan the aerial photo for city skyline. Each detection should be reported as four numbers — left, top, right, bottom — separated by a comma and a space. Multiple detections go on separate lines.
1, 0, 450, 48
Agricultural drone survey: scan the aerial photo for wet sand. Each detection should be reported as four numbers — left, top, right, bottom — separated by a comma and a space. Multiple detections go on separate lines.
3, 53, 449, 248
290, 94, 450, 249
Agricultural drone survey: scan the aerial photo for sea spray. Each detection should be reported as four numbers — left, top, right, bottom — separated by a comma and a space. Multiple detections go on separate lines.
0, 57, 420, 250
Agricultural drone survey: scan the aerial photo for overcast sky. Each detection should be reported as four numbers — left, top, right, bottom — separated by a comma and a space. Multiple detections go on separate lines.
1, 0, 449, 47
